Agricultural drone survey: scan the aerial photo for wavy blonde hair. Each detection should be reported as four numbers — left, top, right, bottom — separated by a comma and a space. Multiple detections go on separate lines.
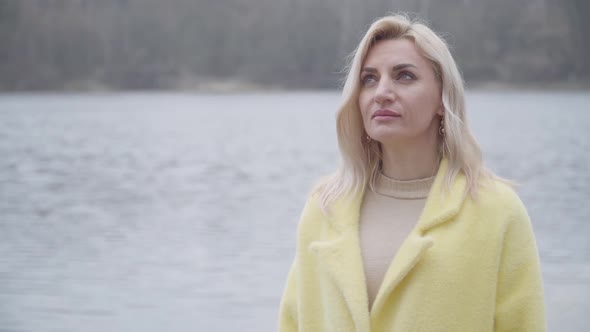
313, 14, 499, 211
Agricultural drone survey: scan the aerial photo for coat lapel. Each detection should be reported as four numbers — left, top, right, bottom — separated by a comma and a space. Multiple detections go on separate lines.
308, 191, 371, 331
369, 232, 435, 317
371, 159, 468, 318
308, 159, 468, 330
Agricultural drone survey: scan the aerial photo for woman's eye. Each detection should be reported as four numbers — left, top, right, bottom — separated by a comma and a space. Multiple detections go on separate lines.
361, 75, 377, 86
398, 71, 416, 81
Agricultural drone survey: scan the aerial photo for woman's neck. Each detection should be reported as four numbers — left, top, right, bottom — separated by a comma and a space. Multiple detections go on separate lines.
380, 140, 441, 181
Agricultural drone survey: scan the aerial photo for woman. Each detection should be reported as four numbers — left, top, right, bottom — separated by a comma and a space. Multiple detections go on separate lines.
278, 14, 546, 332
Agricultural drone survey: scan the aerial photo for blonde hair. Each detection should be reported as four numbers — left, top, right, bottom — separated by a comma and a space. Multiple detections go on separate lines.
313, 13, 499, 211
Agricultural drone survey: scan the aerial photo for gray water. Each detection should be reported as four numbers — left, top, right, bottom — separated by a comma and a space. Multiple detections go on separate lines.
0, 91, 588, 331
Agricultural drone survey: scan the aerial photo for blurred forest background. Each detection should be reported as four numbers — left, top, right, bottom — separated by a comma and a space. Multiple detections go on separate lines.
0, 0, 589, 91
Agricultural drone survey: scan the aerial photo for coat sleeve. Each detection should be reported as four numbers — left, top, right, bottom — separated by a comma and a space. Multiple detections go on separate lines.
494, 198, 546, 332
278, 258, 298, 332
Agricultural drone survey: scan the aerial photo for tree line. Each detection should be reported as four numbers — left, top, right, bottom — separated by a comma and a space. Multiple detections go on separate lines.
0, 0, 588, 91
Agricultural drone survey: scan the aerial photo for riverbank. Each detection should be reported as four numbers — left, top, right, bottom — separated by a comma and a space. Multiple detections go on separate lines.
2, 78, 590, 94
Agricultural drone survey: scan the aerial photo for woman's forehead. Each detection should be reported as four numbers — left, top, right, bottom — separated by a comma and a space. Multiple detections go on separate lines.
363, 39, 427, 67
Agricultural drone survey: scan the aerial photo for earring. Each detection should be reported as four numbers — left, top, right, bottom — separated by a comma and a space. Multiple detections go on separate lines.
439, 112, 445, 136
366, 135, 372, 143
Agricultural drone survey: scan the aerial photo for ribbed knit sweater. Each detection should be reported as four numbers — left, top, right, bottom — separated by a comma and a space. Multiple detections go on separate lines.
359, 172, 435, 310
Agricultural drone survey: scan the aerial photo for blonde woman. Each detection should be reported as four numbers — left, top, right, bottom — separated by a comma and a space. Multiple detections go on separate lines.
278, 14, 546, 332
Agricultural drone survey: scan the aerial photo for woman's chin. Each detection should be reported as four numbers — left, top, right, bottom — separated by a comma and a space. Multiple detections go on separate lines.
370, 131, 404, 143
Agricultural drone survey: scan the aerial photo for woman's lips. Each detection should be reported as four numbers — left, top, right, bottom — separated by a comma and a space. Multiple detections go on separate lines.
372, 109, 401, 119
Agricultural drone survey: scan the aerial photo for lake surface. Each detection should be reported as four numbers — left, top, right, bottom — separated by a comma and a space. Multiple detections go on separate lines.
0, 91, 588, 331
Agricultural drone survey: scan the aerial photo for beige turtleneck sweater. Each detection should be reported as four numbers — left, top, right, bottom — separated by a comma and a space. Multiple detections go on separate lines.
359, 172, 435, 310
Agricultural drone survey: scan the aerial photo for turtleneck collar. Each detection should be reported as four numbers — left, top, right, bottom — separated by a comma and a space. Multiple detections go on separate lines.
372, 172, 435, 199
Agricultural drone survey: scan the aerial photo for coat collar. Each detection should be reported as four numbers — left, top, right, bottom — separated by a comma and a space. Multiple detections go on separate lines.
308, 159, 467, 330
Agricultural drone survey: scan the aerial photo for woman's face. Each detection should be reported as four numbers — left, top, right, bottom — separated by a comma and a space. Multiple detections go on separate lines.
358, 38, 443, 145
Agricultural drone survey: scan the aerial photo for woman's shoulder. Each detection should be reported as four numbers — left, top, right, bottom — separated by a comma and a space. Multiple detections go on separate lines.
293, 191, 324, 227
294, 187, 359, 235
299, 192, 323, 221
467, 177, 530, 224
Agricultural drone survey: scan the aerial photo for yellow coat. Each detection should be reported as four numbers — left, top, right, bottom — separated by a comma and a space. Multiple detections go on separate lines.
279, 160, 546, 331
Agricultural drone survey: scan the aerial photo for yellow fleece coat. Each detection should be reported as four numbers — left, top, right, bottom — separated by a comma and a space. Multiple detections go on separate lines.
279, 160, 546, 331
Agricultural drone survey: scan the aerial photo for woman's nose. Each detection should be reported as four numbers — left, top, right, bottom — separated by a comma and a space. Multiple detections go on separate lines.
374, 79, 395, 105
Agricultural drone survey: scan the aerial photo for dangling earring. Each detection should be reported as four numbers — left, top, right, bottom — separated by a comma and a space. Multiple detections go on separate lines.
439, 111, 447, 160
438, 114, 445, 136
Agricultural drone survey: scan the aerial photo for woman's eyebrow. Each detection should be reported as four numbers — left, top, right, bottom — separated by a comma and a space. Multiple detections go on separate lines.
360, 67, 378, 74
361, 63, 418, 73
392, 63, 417, 71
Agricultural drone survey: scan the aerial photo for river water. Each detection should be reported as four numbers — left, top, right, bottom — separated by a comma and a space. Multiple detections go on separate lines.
0, 91, 588, 331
